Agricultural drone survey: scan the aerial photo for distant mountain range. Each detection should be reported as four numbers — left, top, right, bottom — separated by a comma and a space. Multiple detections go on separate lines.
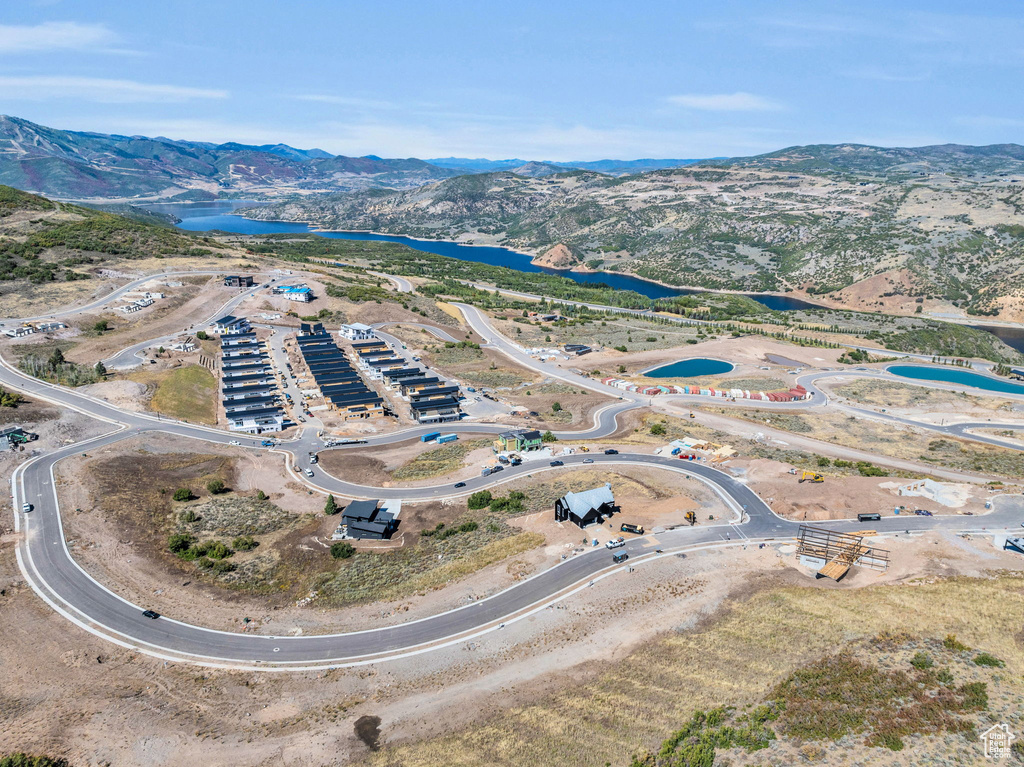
0, 115, 712, 201
0, 115, 458, 200
427, 156, 709, 174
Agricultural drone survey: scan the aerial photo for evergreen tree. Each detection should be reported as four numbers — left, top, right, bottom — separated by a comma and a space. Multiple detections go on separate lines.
324, 494, 338, 515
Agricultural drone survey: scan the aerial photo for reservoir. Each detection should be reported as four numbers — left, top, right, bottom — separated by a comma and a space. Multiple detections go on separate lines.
154, 201, 1024, 352
158, 201, 823, 311
887, 365, 1024, 396
643, 358, 735, 378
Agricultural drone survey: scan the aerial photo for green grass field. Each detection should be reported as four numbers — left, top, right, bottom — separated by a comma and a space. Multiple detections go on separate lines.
132, 364, 217, 424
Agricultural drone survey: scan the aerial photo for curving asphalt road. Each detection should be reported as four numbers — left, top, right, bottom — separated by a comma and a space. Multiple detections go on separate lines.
3, 276, 1024, 668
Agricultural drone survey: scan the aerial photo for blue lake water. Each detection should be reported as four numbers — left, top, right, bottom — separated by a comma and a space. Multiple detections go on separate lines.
153, 201, 1024, 352
156, 201, 823, 310
644, 358, 735, 378
888, 365, 1024, 395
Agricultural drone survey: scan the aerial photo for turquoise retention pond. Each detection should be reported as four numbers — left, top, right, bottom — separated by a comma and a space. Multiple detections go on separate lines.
644, 358, 735, 378
887, 365, 1024, 395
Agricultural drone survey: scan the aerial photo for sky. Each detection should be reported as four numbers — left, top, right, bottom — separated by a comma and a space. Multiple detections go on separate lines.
2, 0, 1024, 160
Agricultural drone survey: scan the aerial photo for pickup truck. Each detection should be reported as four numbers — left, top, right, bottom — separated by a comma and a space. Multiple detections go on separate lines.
605, 538, 625, 549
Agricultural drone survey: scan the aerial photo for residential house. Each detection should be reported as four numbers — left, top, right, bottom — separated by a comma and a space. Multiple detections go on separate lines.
340, 323, 375, 341
554, 484, 618, 528
494, 429, 544, 453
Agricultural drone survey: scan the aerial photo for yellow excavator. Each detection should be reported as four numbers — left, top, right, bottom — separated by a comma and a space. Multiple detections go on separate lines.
799, 470, 824, 483
685, 511, 697, 526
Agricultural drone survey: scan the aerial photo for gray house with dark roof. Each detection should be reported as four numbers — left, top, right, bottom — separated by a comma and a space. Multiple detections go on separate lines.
554, 483, 618, 528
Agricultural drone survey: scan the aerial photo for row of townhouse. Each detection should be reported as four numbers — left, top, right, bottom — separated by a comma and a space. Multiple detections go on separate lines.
296, 323, 384, 420
3, 320, 67, 338
219, 331, 285, 432
352, 338, 464, 424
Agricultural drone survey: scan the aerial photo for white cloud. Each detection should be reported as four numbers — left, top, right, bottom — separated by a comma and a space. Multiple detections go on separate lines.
0, 21, 121, 54
0, 76, 227, 103
665, 92, 782, 112
294, 94, 397, 110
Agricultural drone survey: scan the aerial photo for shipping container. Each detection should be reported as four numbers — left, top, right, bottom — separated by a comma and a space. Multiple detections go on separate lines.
437, 433, 458, 444
421, 431, 441, 442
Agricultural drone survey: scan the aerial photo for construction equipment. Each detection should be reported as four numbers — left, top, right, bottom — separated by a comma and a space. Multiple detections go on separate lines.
688, 412, 695, 418
799, 470, 824, 483
685, 511, 697, 526
579, 446, 590, 453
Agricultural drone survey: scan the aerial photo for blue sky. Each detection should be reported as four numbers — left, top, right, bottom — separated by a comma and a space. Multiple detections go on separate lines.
2, 1, 1024, 160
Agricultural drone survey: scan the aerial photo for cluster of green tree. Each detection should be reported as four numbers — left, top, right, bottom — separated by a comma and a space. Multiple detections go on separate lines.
467, 489, 527, 512
167, 533, 236, 572
17, 349, 102, 387
0, 385, 22, 408
324, 281, 391, 303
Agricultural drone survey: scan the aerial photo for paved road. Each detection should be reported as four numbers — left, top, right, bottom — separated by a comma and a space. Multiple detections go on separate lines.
104, 278, 275, 368
4, 280, 1024, 668
3, 270, 248, 324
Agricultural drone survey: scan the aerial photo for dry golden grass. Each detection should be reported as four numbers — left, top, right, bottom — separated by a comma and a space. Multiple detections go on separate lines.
398, 532, 545, 594
365, 574, 1024, 767
833, 379, 1015, 412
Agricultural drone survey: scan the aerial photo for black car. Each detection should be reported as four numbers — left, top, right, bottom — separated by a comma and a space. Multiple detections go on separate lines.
604, 449, 619, 455
550, 460, 564, 467
142, 610, 160, 620
454, 482, 466, 488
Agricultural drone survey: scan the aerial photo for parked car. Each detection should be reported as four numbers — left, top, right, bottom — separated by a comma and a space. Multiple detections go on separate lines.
142, 610, 160, 620
583, 458, 594, 464
605, 539, 625, 549
604, 449, 618, 455
454, 482, 466, 488
304, 469, 314, 477
21, 503, 32, 513
550, 460, 564, 467
913, 509, 933, 516
228, 440, 241, 446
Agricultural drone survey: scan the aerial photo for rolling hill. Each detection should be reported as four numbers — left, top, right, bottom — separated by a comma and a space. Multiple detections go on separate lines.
243, 148, 1024, 320
0, 115, 459, 200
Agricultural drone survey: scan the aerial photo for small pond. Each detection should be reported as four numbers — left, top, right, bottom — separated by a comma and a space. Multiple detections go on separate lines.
644, 358, 735, 378
887, 365, 1024, 396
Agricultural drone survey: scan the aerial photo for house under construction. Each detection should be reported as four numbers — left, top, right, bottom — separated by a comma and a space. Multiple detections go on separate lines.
795, 525, 889, 581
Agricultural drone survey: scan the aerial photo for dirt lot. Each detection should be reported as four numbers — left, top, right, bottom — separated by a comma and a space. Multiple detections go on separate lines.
827, 377, 1024, 423
317, 435, 498, 489
735, 458, 998, 521
1, 527, 1021, 767
580, 335, 844, 379
710, 405, 1024, 478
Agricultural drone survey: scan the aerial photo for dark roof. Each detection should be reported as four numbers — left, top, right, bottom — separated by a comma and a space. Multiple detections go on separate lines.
222, 366, 271, 378
352, 340, 388, 349
226, 407, 284, 419
409, 397, 461, 412
221, 331, 257, 342
313, 371, 360, 384
328, 392, 383, 407
223, 395, 278, 408
224, 386, 277, 397
321, 383, 368, 397
382, 367, 424, 380
366, 357, 403, 368
342, 499, 379, 522
222, 373, 274, 384
214, 314, 244, 325
410, 385, 460, 400
221, 359, 271, 370
401, 377, 440, 389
